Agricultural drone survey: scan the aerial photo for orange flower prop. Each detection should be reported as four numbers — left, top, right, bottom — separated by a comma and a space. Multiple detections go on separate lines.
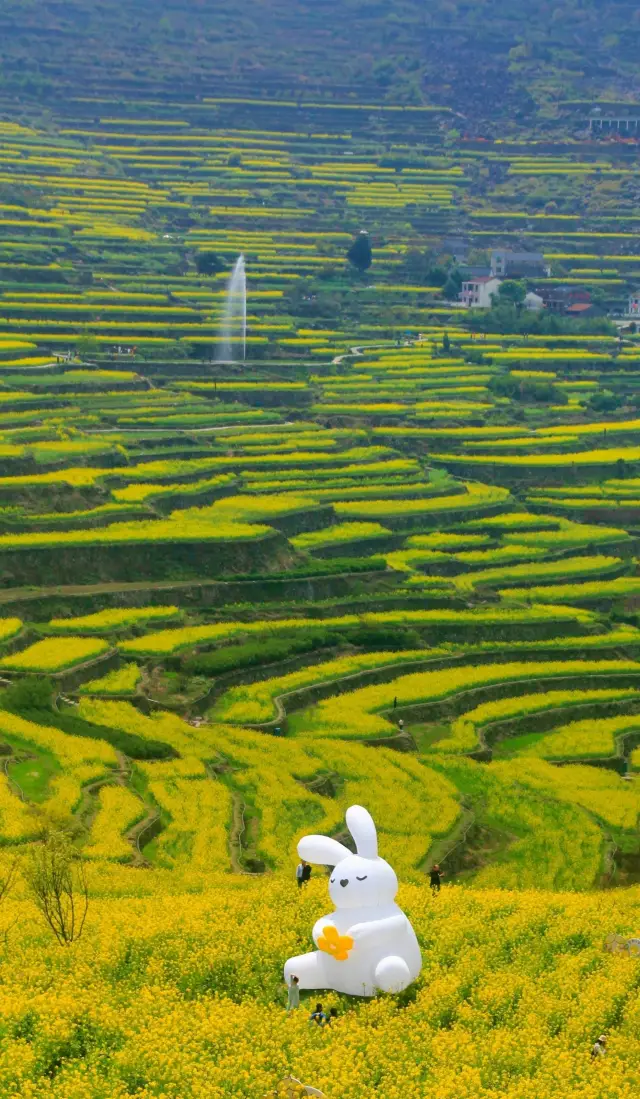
317, 924, 354, 962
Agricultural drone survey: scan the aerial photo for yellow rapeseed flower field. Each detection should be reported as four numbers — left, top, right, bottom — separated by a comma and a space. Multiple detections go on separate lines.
1, 102, 640, 1099
0, 878, 639, 1098
0, 636, 110, 672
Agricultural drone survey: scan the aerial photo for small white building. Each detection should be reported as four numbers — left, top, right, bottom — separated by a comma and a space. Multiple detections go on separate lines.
524, 291, 544, 312
459, 275, 502, 309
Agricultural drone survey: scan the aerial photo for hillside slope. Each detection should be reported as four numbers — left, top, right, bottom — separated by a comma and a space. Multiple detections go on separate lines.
1, 0, 639, 127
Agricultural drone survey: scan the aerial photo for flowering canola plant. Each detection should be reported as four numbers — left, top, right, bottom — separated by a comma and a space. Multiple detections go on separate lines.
0, 636, 109, 672
289, 658, 640, 740
1, 878, 640, 1098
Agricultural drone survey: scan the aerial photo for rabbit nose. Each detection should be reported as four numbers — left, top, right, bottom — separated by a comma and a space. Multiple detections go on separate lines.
340, 878, 349, 887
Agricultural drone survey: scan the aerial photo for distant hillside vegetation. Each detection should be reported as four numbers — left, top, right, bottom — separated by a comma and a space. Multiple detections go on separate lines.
0, 0, 639, 127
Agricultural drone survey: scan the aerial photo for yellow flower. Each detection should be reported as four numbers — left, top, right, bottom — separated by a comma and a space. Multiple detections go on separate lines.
317, 925, 353, 962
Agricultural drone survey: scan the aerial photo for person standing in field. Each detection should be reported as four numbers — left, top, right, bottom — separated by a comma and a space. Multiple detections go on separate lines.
302, 861, 312, 886
296, 860, 306, 889
287, 974, 300, 1011
591, 1035, 606, 1059
430, 864, 444, 896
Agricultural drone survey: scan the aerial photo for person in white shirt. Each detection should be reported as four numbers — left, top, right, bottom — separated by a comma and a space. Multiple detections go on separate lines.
287, 974, 300, 1011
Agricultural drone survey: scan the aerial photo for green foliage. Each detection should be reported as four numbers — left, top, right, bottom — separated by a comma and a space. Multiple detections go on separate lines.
471, 304, 616, 337
497, 280, 527, 306
0, 677, 176, 760
195, 251, 225, 276
442, 269, 462, 300
181, 632, 342, 676
488, 374, 566, 404
76, 334, 98, 359
588, 390, 621, 413
347, 232, 372, 273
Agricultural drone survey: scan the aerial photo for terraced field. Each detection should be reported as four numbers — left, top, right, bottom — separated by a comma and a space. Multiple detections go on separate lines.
2, 90, 640, 1099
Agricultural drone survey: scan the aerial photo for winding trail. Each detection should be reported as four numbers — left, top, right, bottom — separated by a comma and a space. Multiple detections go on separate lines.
127, 809, 161, 866
1, 754, 26, 803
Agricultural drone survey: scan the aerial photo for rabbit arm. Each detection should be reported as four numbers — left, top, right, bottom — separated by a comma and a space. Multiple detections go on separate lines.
348, 914, 408, 946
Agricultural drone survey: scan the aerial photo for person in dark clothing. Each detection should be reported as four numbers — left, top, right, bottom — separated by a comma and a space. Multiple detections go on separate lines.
302, 862, 312, 885
429, 864, 444, 895
327, 1008, 338, 1025
309, 1003, 327, 1026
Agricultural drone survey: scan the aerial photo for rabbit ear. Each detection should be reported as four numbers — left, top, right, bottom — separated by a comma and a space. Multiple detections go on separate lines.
298, 834, 350, 866
346, 805, 378, 859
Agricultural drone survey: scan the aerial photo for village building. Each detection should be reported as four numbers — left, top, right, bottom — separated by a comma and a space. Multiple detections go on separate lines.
588, 108, 640, 134
490, 249, 548, 279
443, 237, 470, 264
459, 263, 492, 280
524, 291, 544, 311
537, 286, 594, 316
459, 275, 502, 309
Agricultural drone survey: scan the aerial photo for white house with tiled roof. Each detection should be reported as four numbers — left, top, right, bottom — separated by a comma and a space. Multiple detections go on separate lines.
459, 275, 502, 309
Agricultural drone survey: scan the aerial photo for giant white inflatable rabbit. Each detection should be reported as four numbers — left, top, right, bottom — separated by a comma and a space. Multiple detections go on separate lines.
284, 805, 421, 997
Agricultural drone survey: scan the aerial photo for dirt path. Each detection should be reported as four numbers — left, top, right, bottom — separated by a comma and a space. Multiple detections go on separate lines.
1, 754, 26, 803
422, 805, 476, 873
0, 563, 388, 606
224, 786, 264, 875
126, 809, 161, 867
115, 752, 161, 867
75, 756, 132, 832
229, 792, 247, 874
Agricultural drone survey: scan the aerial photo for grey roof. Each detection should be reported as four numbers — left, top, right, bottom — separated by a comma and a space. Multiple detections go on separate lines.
492, 249, 544, 262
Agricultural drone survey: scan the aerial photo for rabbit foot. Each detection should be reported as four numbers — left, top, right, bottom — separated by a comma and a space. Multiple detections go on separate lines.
374, 955, 411, 993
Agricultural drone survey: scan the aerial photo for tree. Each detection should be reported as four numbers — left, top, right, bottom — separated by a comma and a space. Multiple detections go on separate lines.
488, 374, 561, 404
195, 251, 225, 276
429, 265, 448, 287
497, 280, 527, 306
401, 248, 432, 282
467, 249, 490, 267
1, 675, 53, 714
442, 269, 462, 301
76, 334, 98, 360
347, 231, 372, 273
25, 831, 89, 946
588, 389, 620, 413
